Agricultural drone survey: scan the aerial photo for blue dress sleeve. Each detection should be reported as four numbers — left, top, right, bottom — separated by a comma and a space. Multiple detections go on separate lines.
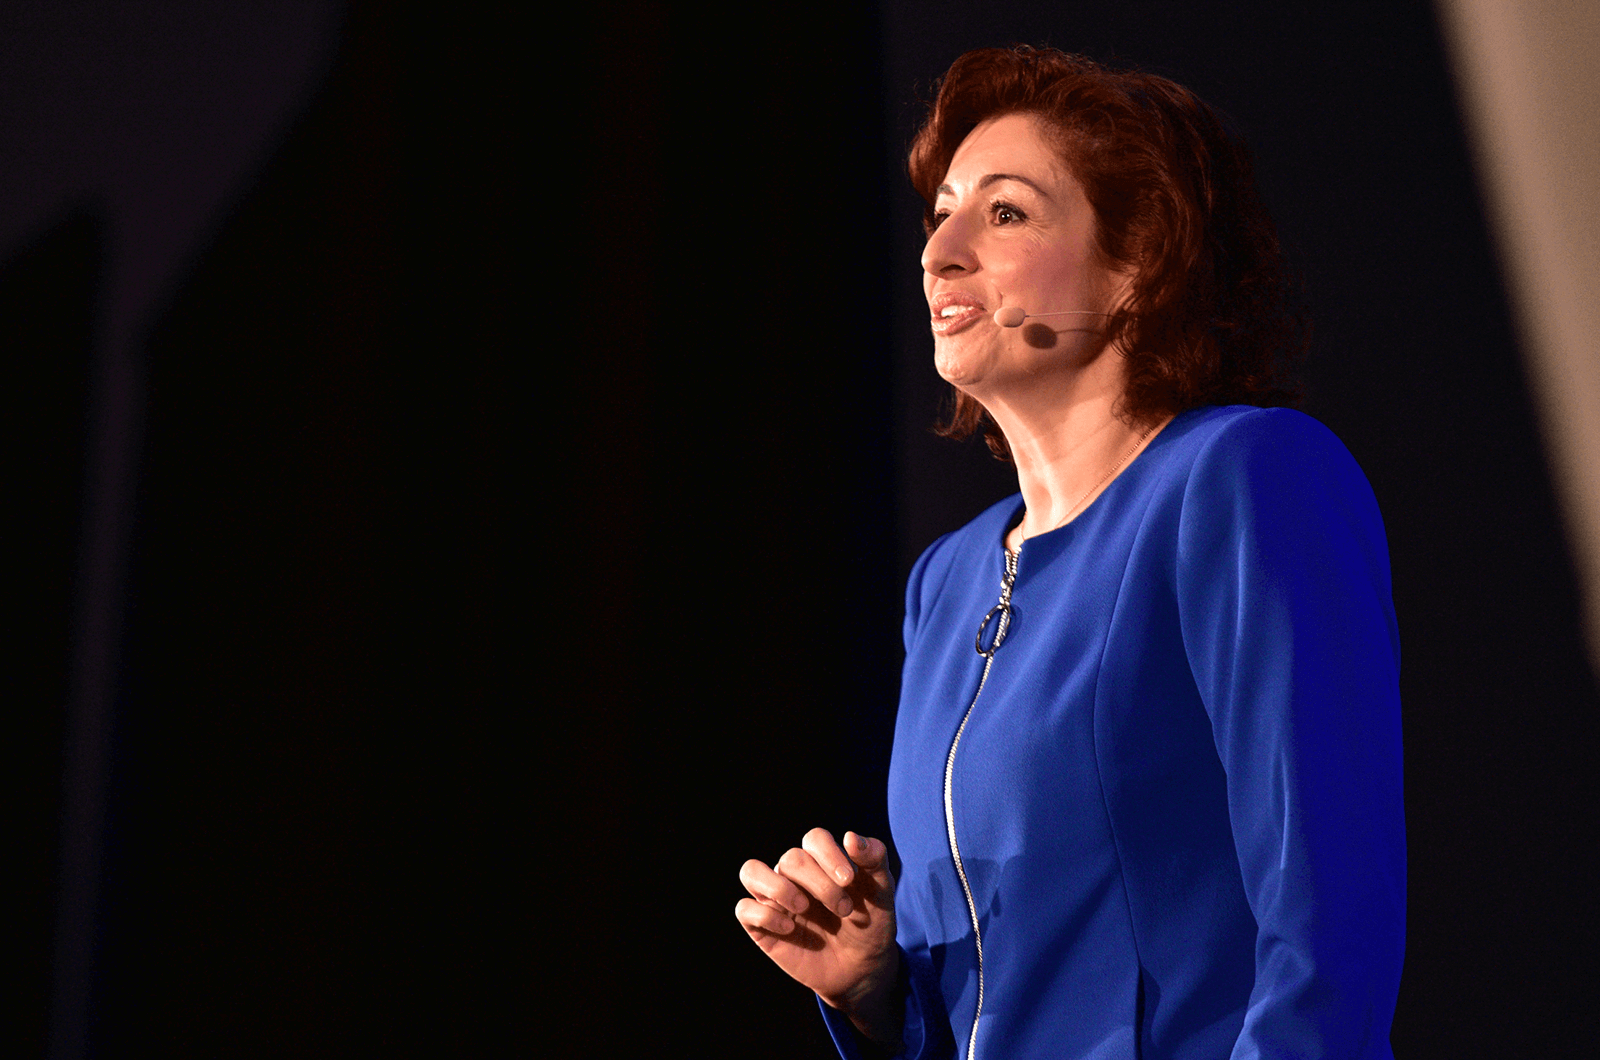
816, 955, 955, 1060
904, 530, 958, 656
1176, 409, 1405, 1058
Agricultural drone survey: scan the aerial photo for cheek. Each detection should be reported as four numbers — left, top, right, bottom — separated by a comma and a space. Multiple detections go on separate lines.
1049, 247, 1096, 284
1050, 252, 1116, 307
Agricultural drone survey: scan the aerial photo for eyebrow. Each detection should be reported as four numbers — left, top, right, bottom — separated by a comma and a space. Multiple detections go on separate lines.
935, 172, 1053, 199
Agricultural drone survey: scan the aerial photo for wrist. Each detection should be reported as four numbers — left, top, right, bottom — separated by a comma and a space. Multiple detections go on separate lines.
820, 947, 903, 1050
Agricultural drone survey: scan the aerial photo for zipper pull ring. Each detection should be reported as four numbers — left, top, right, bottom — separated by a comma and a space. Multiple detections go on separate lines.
974, 602, 1012, 657
974, 549, 1020, 659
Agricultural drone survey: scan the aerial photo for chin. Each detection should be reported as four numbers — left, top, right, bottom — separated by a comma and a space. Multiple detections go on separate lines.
934, 348, 987, 388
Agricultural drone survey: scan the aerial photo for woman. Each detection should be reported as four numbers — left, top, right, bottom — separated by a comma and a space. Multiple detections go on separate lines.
736, 48, 1404, 1060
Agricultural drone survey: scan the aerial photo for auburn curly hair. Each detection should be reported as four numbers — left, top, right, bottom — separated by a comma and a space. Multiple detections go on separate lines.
910, 47, 1305, 460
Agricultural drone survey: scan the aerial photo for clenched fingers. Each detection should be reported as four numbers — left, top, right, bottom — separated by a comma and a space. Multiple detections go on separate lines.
734, 895, 796, 936
739, 858, 812, 919
802, 827, 858, 888
778, 841, 854, 918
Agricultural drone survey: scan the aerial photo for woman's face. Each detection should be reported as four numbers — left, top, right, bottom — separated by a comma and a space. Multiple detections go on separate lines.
922, 112, 1129, 396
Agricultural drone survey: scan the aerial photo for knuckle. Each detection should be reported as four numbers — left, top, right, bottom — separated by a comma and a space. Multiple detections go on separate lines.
803, 826, 836, 849
775, 847, 809, 874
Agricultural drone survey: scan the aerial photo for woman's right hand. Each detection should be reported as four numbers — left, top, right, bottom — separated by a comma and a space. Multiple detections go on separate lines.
736, 828, 901, 1044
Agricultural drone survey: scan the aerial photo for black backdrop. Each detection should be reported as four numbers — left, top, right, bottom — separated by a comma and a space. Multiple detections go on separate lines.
7, 1, 1595, 1057
7, 4, 516, 1056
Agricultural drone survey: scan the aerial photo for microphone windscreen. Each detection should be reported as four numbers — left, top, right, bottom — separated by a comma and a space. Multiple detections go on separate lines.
993, 306, 1026, 328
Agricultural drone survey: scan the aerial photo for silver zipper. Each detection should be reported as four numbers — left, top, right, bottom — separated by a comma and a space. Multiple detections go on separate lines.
944, 546, 1018, 1060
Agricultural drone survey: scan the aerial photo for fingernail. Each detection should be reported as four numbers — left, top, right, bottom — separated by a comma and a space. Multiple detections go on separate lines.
834, 865, 852, 884
836, 895, 853, 917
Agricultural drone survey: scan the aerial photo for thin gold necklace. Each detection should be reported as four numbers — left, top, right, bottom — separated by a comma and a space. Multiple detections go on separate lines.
1011, 423, 1155, 550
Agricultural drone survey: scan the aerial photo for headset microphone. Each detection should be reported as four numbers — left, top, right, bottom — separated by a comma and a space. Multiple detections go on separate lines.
993, 307, 1110, 328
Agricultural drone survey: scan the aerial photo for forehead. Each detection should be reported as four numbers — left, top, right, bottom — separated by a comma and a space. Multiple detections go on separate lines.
940, 112, 1070, 192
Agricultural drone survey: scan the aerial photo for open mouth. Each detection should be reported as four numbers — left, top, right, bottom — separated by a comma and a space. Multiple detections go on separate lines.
930, 297, 987, 335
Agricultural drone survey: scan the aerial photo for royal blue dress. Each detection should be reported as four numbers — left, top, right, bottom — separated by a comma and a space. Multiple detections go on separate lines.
822, 406, 1405, 1059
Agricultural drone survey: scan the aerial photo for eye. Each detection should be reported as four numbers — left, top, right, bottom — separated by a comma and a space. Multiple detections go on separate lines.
928, 209, 950, 234
992, 201, 1026, 225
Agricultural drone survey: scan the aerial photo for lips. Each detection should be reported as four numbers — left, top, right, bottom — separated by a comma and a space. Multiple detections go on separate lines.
929, 291, 989, 335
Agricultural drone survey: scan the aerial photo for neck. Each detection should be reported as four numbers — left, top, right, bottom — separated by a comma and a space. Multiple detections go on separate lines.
955, 339, 1167, 549
987, 385, 1169, 550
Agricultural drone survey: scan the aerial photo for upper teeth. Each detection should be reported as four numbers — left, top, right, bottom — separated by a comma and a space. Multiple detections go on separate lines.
941, 305, 969, 317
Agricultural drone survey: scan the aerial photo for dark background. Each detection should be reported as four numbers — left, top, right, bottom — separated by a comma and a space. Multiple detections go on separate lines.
7, 1, 1594, 1057
7, 3, 516, 1056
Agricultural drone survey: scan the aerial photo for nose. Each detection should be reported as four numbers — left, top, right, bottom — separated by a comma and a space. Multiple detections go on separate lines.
921, 208, 978, 278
